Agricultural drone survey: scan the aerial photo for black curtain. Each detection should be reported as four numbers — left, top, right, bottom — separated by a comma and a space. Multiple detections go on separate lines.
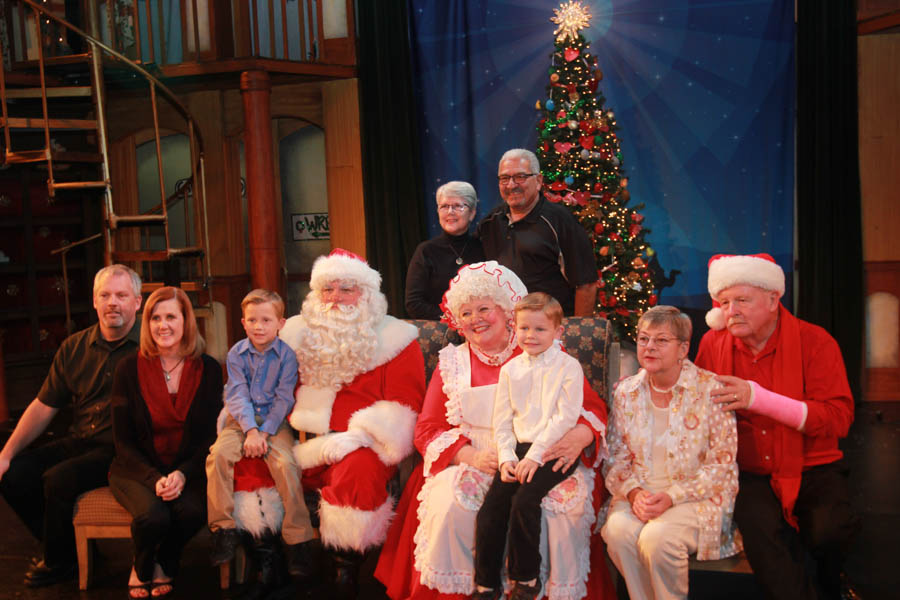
796, 1, 863, 400
356, 0, 426, 316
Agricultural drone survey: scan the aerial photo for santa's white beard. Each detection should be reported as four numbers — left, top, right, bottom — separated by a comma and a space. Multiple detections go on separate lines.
294, 295, 381, 389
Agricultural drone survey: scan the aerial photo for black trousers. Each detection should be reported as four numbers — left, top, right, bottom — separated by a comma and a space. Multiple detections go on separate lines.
109, 473, 206, 581
0, 436, 113, 567
734, 462, 857, 600
474, 442, 577, 588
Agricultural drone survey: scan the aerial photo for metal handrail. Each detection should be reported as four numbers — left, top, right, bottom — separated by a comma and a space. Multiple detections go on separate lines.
10, 0, 212, 285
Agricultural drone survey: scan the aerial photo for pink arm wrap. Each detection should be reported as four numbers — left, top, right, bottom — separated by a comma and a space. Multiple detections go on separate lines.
748, 381, 808, 431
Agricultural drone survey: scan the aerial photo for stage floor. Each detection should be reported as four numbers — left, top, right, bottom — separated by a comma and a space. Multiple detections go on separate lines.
0, 402, 897, 599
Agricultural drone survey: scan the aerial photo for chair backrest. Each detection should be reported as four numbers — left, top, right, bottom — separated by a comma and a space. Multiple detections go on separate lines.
405, 316, 612, 402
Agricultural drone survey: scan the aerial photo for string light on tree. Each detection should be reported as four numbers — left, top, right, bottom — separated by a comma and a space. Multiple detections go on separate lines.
536, 1, 660, 340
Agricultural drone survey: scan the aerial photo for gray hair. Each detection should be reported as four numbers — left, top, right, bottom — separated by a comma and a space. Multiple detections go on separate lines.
93, 264, 142, 297
435, 181, 478, 211
637, 305, 692, 342
499, 148, 540, 174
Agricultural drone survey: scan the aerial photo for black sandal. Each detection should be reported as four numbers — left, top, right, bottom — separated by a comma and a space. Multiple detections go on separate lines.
151, 580, 174, 598
127, 582, 152, 599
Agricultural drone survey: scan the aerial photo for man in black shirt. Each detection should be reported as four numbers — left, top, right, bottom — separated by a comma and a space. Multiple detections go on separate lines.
478, 149, 598, 315
0, 265, 142, 587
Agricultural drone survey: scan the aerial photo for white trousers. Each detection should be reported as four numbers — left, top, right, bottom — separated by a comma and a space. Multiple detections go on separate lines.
601, 499, 700, 600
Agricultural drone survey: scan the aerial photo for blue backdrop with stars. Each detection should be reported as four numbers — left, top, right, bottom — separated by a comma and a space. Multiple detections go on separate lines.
408, 0, 795, 309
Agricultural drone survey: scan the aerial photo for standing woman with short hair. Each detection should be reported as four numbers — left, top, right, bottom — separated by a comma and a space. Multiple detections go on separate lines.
405, 181, 485, 319
109, 287, 222, 598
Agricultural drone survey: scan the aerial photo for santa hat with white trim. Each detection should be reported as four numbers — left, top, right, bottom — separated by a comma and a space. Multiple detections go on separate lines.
705, 253, 785, 330
309, 248, 381, 292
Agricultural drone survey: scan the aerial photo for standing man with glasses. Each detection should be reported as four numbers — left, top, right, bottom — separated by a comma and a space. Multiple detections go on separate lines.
478, 148, 598, 316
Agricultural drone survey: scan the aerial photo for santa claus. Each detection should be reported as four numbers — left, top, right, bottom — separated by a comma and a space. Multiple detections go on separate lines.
279, 248, 425, 598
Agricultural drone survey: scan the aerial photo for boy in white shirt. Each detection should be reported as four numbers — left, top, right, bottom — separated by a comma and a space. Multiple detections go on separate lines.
472, 293, 584, 600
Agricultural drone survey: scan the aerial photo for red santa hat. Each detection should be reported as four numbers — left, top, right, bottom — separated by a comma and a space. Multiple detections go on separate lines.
309, 248, 381, 292
705, 253, 785, 330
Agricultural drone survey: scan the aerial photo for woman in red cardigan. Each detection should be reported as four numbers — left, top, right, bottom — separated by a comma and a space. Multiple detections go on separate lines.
109, 287, 222, 598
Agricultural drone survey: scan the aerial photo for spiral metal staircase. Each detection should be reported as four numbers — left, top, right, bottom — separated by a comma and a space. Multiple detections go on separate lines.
0, 0, 211, 323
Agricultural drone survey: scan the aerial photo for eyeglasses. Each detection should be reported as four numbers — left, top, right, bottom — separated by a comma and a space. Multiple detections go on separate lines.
636, 335, 682, 347
498, 173, 536, 185
437, 203, 470, 214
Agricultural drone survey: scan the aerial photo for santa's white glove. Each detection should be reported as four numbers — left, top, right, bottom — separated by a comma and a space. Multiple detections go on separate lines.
320, 429, 373, 464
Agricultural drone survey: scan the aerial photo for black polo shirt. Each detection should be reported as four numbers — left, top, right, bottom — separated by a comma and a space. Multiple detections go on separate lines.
37, 321, 141, 443
477, 197, 598, 315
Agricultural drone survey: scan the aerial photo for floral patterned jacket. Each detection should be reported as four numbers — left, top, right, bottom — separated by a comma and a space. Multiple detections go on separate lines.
603, 359, 741, 560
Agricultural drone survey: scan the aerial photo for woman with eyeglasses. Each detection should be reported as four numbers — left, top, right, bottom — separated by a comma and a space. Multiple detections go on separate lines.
600, 306, 740, 600
405, 181, 485, 319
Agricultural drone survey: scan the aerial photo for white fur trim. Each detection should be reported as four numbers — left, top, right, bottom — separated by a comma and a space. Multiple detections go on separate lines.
318, 496, 395, 552
310, 252, 381, 292
705, 306, 726, 330
233, 487, 284, 538
278, 314, 305, 351
708, 255, 785, 299
369, 316, 419, 370
347, 400, 418, 466
293, 434, 330, 470
290, 386, 336, 435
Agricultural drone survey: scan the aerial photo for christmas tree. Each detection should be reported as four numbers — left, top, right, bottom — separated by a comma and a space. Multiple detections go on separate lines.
535, 1, 657, 340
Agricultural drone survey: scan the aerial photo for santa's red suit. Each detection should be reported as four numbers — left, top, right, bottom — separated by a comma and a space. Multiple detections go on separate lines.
280, 314, 425, 552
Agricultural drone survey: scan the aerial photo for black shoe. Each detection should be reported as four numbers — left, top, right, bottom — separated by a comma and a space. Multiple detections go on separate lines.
23, 559, 76, 587
252, 534, 288, 595
331, 549, 364, 600
470, 588, 501, 600
285, 538, 322, 579
510, 580, 541, 600
210, 528, 242, 565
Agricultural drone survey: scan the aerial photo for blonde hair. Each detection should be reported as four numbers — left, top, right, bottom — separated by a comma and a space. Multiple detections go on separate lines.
140, 286, 205, 359
515, 292, 563, 327
242, 289, 285, 319
637, 305, 692, 342
93, 264, 141, 297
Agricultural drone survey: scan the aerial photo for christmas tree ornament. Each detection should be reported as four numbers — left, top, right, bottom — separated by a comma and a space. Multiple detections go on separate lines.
552, 0, 592, 42
546, 99, 556, 111
550, 73, 560, 83
567, 120, 578, 129
564, 47, 580, 61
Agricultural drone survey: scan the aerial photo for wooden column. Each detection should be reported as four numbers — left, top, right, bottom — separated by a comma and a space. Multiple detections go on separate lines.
240, 70, 283, 296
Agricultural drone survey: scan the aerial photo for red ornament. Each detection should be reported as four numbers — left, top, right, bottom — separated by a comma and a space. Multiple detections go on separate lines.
580, 120, 596, 134
649, 294, 658, 306
593, 223, 604, 234
588, 79, 599, 92
607, 295, 618, 307
550, 180, 567, 191
553, 141, 573, 154
579, 135, 595, 150
556, 110, 567, 120
609, 232, 621, 241
541, 142, 549, 152
593, 182, 604, 192
629, 224, 642, 237
573, 191, 590, 205
631, 213, 644, 223
564, 48, 579, 61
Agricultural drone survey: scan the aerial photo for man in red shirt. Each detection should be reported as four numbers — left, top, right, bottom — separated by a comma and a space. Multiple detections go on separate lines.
694, 253, 857, 600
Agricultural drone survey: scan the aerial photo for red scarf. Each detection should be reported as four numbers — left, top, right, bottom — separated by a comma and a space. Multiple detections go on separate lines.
703, 304, 804, 528
137, 354, 203, 467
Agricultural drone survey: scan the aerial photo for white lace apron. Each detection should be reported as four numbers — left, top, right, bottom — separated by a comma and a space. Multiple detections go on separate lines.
413, 343, 597, 600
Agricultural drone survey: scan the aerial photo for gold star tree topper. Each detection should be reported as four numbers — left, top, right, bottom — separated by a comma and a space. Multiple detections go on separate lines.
552, 0, 592, 43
